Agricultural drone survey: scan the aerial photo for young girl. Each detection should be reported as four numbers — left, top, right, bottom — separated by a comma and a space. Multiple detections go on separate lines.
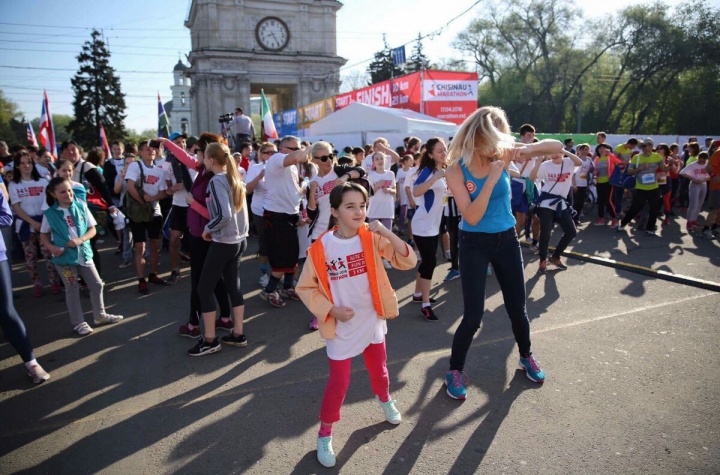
530, 150, 583, 274
411, 138, 448, 322
367, 152, 397, 233
444, 106, 561, 399
188, 142, 249, 356
680, 151, 711, 232
395, 155, 413, 239
39, 177, 123, 335
55, 159, 87, 203
8, 151, 61, 297
113, 154, 137, 268
296, 182, 417, 468
656, 144, 679, 225
571, 144, 594, 223
593, 144, 622, 226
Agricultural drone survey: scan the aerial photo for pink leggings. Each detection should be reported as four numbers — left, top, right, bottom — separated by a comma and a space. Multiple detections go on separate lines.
320, 341, 390, 424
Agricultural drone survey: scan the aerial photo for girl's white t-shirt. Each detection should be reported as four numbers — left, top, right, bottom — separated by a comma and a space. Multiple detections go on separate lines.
367, 170, 396, 219
8, 179, 49, 233
40, 202, 97, 266
309, 170, 339, 241
680, 162, 710, 182
536, 158, 579, 210
395, 167, 411, 206
246, 162, 267, 216
574, 158, 594, 187
362, 153, 392, 173
321, 232, 386, 360
411, 169, 447, 237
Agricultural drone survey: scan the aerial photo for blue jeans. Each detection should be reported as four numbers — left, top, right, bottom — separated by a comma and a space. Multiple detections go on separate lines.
0, 260, 35, 362
449, 228, 531, 371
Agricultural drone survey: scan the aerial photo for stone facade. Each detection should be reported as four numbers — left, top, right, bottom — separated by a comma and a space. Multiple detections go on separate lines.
184, 0, 346, 134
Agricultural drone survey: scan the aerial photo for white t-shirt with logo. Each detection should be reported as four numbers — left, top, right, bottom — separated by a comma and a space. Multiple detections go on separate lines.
124, 160, 168, 216
321, 232, 386, 360
246, 162, 267, 216
367, 171, 396, 219
411, 169, 447, 237
395, 167, 412, 206
8, 179, 48, 233
680, 162, 710, 182
161, 159, 198, 208
536, 158, 579, 210
40, 203, 97, 266
263, 153, 301, 215
309, 170, 338, 241
574, 158, 594, 187
362, 153, 392, 174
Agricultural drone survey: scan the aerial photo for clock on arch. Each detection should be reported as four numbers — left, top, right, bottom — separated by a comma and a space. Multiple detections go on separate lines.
255, 16, 290, 52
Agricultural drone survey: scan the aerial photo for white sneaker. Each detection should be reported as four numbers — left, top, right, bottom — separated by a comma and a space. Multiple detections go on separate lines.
259, 273, 270, 288
317, 436, 336, 468
94, 313, 124, 326
376, 395, 402, 424
74, 322, 94, 336
27, 364, 50, 384
383, 259, 392, 270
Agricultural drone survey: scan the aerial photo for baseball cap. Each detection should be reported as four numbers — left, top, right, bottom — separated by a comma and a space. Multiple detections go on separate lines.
169, 132, 188, 141
640, 138, 654, 147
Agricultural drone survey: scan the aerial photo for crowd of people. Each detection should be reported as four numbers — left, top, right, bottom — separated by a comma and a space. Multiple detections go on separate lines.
0, 110, 718, 467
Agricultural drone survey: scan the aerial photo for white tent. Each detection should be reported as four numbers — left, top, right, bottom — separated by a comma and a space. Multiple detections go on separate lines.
307, 102, 458, 149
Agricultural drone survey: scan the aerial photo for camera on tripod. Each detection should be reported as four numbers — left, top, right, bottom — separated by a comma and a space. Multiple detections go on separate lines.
218, 113, 234, 124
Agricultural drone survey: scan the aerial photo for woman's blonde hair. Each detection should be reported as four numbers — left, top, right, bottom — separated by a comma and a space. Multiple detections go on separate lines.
311, 141, 332, 157
205, 142, 245, 211
447, 106, 515, 166
373, 137, 389, 148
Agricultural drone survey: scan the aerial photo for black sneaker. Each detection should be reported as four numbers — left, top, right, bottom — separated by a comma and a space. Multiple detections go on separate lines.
221, 332, 248, 348
412, 295, 437, 304
148, 274, 168, 286
421, 307, 439, 322
188, 337, 221, 357
166, 271, 179, 285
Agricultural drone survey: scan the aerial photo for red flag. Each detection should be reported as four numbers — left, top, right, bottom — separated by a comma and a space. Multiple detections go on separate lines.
99, 121, 111, 158
25, 119, 38, 147
38, 90, 56, 157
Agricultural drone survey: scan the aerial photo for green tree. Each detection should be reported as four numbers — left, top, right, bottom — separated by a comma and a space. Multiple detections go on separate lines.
0, 90, 23, 144
68, 29, 127, 148
406, 33, 431, 73
30, 114, 74, 145
367, 34, 405, 85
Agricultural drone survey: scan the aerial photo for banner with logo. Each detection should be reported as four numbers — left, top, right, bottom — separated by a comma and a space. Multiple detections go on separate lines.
280, 109, 298, 137
300, 98, 335, 129
335, 72, 422, 111
421, 70, 478, 125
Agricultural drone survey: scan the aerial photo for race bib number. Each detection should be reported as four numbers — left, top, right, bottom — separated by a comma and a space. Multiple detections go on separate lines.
579, 173, 587, 180
639, 173, 656, 185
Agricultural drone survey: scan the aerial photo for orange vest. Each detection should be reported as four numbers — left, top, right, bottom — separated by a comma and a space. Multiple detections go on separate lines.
308, 224, 384, 322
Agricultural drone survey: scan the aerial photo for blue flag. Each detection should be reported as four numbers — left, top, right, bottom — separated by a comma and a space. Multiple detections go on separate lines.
391, 46, 406, 66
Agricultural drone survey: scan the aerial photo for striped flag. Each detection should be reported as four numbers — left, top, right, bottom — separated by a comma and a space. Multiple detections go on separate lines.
260, 89, 278, 142
158, 93, 171, 138
25, 119, 38, 147
99, 121, 111, 158
38, 90, 56, 156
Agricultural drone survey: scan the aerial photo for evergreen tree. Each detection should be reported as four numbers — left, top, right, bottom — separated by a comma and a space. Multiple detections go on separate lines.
407, 33, 431, 73
366, 34, 405, 85
68, 30, 127, 147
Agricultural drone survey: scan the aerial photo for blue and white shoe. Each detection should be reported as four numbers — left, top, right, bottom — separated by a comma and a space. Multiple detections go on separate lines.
317, 436, 336, 467
445, 370, 469, 400
444, 269, 461, 282
519, 354, 546, 383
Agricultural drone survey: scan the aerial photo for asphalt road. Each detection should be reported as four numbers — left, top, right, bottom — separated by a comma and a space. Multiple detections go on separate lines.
0, 227, 718, 474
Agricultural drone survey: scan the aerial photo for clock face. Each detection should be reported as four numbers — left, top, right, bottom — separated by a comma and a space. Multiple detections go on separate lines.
255, 17, 290, 52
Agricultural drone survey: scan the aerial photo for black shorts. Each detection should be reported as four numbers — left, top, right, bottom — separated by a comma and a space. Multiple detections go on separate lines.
130, 215, 163, 243
253, 213, 268, 256
263, 210, 299, 273
169, 205, 188, 232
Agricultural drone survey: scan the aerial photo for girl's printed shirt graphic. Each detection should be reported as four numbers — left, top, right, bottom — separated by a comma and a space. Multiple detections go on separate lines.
327, 251, 367, 281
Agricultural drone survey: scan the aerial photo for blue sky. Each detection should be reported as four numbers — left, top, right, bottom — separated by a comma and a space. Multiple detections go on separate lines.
0, 0, 695, 136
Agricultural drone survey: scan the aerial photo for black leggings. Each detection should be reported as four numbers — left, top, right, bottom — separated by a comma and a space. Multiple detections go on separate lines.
189, 235, 231, 325
446, 215, 460, 271
573, 186, 587, 218
198, 239, 247, 313
538, 207, 577, 261
596, 182, 616, 219
414, 234, 438, 280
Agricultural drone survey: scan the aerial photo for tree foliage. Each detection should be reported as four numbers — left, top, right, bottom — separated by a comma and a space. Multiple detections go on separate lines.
406, 33, 431, 73
456, 0, 720, 134
68, 29, 127, 147
367, 34, 405, 85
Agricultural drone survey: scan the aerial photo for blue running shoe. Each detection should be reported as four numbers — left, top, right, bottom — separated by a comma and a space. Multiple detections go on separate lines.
444, 269, 460, 282
445, 370, 468, 400
519, 354, 545, 383
487, 265, 493, 276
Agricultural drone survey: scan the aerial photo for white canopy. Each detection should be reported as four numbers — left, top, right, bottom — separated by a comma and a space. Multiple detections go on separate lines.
309, 102, 458, 137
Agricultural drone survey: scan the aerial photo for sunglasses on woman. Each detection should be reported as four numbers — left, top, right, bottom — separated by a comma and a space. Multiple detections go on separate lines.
313, 154, 334, 162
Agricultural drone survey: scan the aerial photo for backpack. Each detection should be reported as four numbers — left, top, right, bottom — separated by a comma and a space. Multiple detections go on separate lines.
124, 162, 154, 223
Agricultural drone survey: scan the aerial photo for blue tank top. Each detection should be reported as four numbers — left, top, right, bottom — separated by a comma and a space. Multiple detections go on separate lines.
459, 159, 516, 233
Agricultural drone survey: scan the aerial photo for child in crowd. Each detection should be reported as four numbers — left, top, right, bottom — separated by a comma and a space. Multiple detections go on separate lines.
55, 159, 87, 203
367, 152, 397, 243
39, 177, 123, 335
680, 152, 711, 233
8, 151, 61, 297
395, 155, 413, 239
296, 182, 417, 468
571, 144, 594, 224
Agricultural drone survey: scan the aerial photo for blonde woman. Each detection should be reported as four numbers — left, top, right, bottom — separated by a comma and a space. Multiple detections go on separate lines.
188, 143, 249, 356
443, 106, 563, 399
